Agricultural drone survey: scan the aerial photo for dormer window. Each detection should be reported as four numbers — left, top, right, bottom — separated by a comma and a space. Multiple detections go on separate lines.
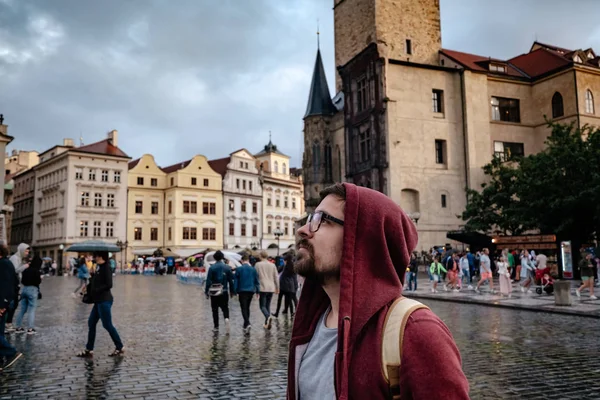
489, 64, 506, 73
573, 55, 583, 63
588, 52, 594, 59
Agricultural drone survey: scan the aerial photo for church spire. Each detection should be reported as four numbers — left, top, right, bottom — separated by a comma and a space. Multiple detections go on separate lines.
304, 47, 336, 119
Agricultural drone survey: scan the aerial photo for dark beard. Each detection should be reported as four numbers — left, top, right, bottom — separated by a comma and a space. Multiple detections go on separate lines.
294, 238, 340, 285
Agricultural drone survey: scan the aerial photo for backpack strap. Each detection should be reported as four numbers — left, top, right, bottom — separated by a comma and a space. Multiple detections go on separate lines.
382, 297, 430, 399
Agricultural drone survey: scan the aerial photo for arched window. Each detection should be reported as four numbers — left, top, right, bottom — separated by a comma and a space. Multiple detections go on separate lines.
312, 141, 320, 182
282, 163, 287, 174
586, 90, 595, 114
273, 161, 279, 173
324, 141, 333, 182
552, 92, 564, 118
336, 145, 342, 182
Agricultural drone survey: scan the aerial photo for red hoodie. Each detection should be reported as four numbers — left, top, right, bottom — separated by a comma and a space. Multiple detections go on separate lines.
287, 183, 470, 399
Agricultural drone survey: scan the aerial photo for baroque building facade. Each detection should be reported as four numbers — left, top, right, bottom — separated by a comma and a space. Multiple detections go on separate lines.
301, 0, 600, 250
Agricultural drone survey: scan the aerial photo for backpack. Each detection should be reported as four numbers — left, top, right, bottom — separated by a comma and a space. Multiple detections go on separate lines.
382, 297, 430, 399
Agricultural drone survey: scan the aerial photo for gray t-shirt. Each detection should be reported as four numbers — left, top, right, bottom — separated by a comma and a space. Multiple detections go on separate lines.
298, 309, 337, 400
480, 254, 491, 273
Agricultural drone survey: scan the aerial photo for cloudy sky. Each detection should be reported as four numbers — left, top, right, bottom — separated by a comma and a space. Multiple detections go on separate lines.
2, 0, 600, 168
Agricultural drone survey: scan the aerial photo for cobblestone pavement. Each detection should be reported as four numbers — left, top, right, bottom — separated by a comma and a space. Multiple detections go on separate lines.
406, 274, 600, 318
0, 276, 599, 399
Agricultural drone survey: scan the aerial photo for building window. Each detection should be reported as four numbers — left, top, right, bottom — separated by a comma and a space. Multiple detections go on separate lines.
229, 199, 235, 211
94, 193, 102, 207
168, 201, 172, 214
202, 228, 216, 241
242, 180, 246, 190
441, 194, 447, 208
491, 96, 520, 123
240, 161, 244, 168
80, 192, 90, 207
151, 201, 159, 214
586, 90, 595, 114
101, 170, 109, 182
292, 198, 297, 209
252, 224, 257, 237
168, 227, 172, 241
183, 227, 190, 240
183, 201, 190, 213
359, 130, 371, 162
93, 221, 101, 237
312, 141, 320, 181
151, 228, 158, 241
282, 163, 287, 174
75, 168, 83, 180
274, 161, 279, 173
106, 221, 114, 237
267, 196, 272, 206
229, 223, 235, 236
406, 39, 412, 55
249, 181, 253, 191
204, 178, 209, 187
203, 202, 216, 215
114, 171, 121, 183
236, 179, 240, 189
191, 201, 197, 214
489, 64, 506, 73
435, 140, 446, 164
356, 76, 368, 112
135, 201, 143, 214
552, 92, 564, 118
137, 177, 144, 185
170, 177, 174, 186
285, 225, 289, 236
267, 221, 272, 234
276, 198, 280, 207
241, 201, 246, 212
252, 202, 257, 213
89, 169, 96, 181
240, 224, 246, 236
107, 194, 115, 208
151, 178, 158, 187
284, 197, 288, 208
191, 177, 197, 186
80, 220, 88, 237
324, 141, 333, 181
432, 89, 444, 113
494, 141, 524, 162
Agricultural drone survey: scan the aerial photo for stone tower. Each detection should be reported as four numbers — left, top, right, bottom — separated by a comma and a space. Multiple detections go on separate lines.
302, 48, 340, 212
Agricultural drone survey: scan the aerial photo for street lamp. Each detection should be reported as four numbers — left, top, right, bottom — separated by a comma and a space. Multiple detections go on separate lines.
116, 240, 128, 274
58, 244, 64, 276
250, 241, 260, 251
273, 228, 283, 256
408, 212, 421, 225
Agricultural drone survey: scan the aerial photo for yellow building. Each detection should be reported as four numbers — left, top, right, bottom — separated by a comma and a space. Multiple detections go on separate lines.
127, 154, 167, 260
127, 154, 224, 259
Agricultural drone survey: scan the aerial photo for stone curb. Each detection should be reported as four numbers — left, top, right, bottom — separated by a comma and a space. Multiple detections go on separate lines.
405, 291, 600, 319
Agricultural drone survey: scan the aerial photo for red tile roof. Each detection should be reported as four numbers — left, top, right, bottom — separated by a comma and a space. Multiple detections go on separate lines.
161, 159, 191, 174
74, 139, 130, 158
440, 49, 525, 77
128, 158, 141, 170
208, 157, 230, 178
508, 48, 571, 78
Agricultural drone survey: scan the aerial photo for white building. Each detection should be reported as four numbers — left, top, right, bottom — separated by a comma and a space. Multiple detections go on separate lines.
32, 131, 130, 265
254, 140, 304, 251
209, 149, 263, 250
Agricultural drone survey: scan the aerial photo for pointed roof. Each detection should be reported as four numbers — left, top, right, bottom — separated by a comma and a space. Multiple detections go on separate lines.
73, 139, 130, 158
208, 157, 230, 178
254, 139, 288, 158
304, 49, 336, 118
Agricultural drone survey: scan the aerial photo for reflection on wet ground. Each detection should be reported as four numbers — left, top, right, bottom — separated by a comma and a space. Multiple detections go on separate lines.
0, 276, 598, 399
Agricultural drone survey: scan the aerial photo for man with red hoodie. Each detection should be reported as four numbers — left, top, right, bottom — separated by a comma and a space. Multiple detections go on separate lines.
288, 183, 469, 399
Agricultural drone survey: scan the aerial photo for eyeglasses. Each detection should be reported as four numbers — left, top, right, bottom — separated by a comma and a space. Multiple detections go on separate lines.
306, 211, 344, 233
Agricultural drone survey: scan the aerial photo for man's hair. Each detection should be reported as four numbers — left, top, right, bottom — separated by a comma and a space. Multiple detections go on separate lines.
259, 250, 268, 260
93, 251, 109, 260
213, 250, 224, 261
0, 245, 9, 258
241, 252, 249, 261
319, 183, 346, 203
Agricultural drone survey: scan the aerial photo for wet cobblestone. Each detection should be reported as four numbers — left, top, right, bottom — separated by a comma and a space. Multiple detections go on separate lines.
0, 276, 598, 399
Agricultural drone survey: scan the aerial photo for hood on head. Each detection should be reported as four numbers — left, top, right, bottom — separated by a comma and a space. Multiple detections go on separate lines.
17, 243, 30, 257
292, 182, 418, 343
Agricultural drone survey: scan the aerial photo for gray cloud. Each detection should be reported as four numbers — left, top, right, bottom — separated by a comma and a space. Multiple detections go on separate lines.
2, 0, 599, 167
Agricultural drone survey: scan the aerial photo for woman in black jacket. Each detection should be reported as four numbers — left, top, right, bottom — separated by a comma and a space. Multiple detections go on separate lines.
15, 255, 42, 334
76, 251, 124, 357
279, 254, 299, 316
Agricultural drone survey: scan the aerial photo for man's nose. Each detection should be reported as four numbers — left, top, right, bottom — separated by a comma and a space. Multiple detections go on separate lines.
296, 223, 312, 239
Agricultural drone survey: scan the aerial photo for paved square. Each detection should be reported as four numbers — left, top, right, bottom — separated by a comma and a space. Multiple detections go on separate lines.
1, 276, 599, 399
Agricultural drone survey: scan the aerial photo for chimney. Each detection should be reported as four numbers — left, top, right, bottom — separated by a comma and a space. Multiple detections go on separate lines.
107, 129, 118, 147
63, 138, 74, 147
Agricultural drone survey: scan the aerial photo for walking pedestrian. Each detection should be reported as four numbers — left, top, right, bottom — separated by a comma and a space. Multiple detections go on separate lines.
72, 257, 89, 298
429, 256, 446, 293
76, 251, 124, 358
0, 245, 22, 371
15, 255, 42, 334
273, 253, 298, 318
497, 255, 512, 297
576, 251, 597, 299
255, 250, 279, 329
5, 243, 30, 333
406, 253, 418, 291
459, 252, 473, 290
520, 250, 535, 293
475, 248, 494, 293
234, 252, 260, 331
204, 251, 235, 331
288, 183, 468, 399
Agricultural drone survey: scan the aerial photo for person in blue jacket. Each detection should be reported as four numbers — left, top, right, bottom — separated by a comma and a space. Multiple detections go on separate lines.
204, 251, 235, 330
234, 252, 260, 331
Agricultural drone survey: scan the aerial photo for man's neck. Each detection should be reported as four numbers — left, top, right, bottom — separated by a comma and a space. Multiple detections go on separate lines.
322, 279, 340, 329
